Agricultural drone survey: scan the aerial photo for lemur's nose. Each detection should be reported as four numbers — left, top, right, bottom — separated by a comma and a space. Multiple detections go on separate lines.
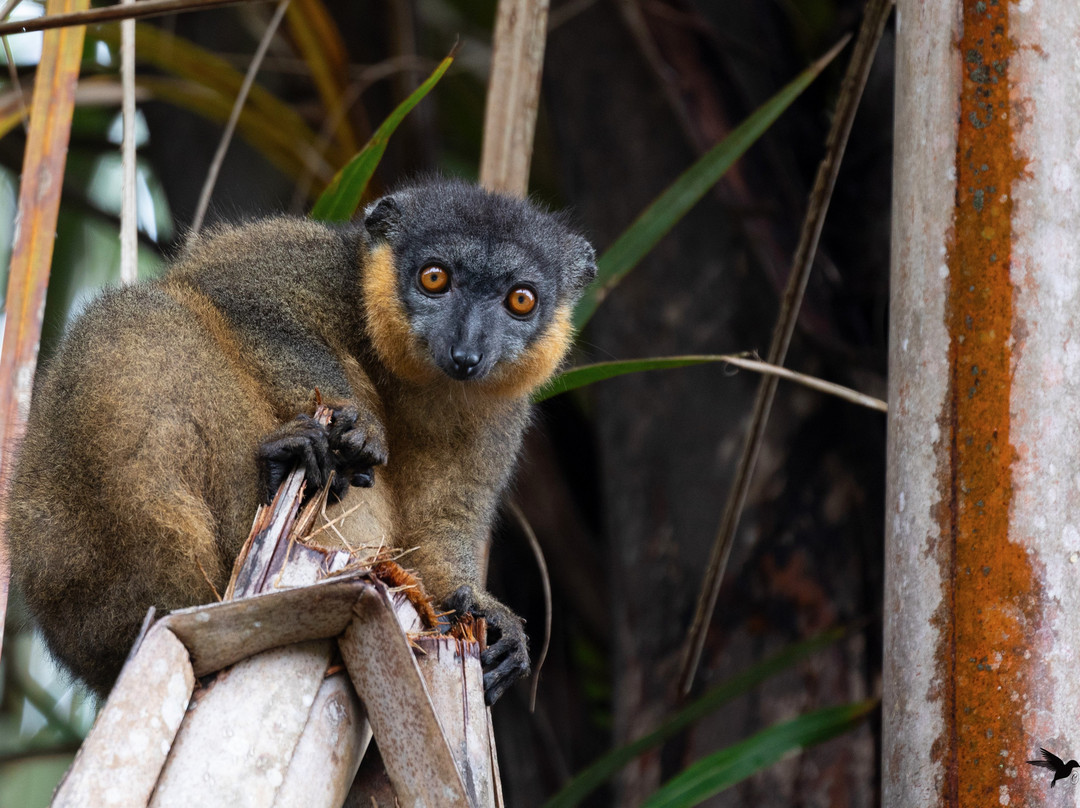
450, 347, 483, 378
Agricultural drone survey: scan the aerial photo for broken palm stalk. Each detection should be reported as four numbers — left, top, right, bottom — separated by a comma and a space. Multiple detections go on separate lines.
50, 406, 502, 807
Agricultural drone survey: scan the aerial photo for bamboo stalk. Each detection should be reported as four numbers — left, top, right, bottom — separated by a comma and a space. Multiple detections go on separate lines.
0, 0, 89, 683
479, 0, 550, 197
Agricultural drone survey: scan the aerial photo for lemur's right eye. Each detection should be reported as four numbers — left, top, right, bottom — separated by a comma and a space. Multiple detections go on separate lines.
419, 264, 450, 294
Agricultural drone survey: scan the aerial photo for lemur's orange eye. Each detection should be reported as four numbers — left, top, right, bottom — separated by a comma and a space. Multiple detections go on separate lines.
419, 264, 449, 293
506, 286, 537, 316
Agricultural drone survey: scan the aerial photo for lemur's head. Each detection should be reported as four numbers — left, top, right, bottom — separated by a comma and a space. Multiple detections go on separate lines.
360, 179, 596, 397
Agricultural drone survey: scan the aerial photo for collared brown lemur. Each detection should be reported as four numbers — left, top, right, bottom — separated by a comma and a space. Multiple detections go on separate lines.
5, 178, 596, 705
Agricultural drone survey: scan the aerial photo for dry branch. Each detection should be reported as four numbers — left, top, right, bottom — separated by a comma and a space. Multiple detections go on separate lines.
51, 625, 195, 807
191, 0, 290, 234
0, 0, 272, 37
340, 588, 473, 807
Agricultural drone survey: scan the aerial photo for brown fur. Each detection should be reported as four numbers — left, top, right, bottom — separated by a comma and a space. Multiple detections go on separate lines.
6, 211, 581, 696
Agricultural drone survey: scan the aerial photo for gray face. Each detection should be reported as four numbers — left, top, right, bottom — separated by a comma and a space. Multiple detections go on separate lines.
399, 236, 553, 380
363, 179, 597, 382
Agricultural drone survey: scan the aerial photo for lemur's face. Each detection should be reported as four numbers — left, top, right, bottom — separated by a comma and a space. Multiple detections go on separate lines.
361, 181, 596, 397
398, 236, 557, 381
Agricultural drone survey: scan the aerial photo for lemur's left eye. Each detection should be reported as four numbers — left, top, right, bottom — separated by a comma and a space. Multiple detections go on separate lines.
419, 264, 450, 294
506, 286, 537, 316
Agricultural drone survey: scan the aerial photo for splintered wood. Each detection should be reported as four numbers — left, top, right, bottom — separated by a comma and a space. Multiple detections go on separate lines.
52, 405, 502, 808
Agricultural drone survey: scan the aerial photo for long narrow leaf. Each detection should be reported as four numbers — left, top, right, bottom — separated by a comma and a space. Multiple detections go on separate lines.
137, 77, 324, 185
536, 357, 716, 402
285, 0, 357, 154
310, 51, 454, 222
534, 355, 887, 412
572, 36, 850, 330
95, 23, 338, 174
642, 700, 876, 808
542, 628, 845, 808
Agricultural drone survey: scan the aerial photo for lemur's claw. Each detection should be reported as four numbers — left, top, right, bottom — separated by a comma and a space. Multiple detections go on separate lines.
444, 585, 530, 706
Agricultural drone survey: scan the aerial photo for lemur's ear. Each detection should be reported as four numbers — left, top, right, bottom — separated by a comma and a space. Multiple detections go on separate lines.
363, 196, 401, 243
567, 235, 597, 292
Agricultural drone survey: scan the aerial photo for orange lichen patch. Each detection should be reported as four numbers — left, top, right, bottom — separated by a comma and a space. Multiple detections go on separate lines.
937, 0, 1037, 804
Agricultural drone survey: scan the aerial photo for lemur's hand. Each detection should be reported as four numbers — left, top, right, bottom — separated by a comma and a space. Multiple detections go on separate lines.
257, 406, 387, 504
444, 585, 530, 706
327, 404, 388, 495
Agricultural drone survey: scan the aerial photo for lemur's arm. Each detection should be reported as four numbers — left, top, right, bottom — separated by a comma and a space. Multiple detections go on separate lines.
390, 418, 531, 706
206, 293, 388, 503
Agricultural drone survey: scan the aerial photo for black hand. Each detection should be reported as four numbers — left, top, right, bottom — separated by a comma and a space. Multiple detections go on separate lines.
444, 585, 531, 706
327, 405, 388, 497
256, 414, 332, 504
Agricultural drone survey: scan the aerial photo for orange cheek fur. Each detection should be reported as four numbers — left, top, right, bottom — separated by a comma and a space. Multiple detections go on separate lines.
363, 244, 443, 386
477, 305, 573, 399
362, 243, 575, 400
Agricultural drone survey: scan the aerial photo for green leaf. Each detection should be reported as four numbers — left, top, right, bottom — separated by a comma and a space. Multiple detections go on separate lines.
310, 52, 455, 222
642, 700, 876, 808
572, 36, 850, 331
534, 354, 888, 414
534, 356, 720, 403
542, 628, 846, 808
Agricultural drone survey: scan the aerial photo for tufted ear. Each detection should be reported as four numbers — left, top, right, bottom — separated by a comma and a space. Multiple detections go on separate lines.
363, 196, 402, 243
567, 234, 597, 292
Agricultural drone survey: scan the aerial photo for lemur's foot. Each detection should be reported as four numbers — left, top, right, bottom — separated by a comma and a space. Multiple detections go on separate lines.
444, 585, 531, 706
327, 405, 388, 497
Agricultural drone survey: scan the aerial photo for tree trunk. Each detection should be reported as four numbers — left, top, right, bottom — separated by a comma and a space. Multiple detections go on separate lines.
885, 0, 1080, 803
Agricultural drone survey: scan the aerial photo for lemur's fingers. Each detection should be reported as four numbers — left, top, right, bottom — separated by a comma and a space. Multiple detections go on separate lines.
256, 415, 332, 503
481, 634, 531, 706
445, 585, 531, 705
327, 405, 388, 496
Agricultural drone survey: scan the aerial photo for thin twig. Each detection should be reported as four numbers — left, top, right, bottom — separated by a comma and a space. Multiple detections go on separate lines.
1, 38, 28, 134
718, 354, 886, 412
119, 0, 137, 284
0, 0, 27, 133
0, 0, 272, 37
677, 0, 896, 696
195, 555, 222, 601
191, 0, 288, 234
548, 0, 597, 31
10, 663, 85, 743
289, 81, 361, 212
509, 500, 552, 712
